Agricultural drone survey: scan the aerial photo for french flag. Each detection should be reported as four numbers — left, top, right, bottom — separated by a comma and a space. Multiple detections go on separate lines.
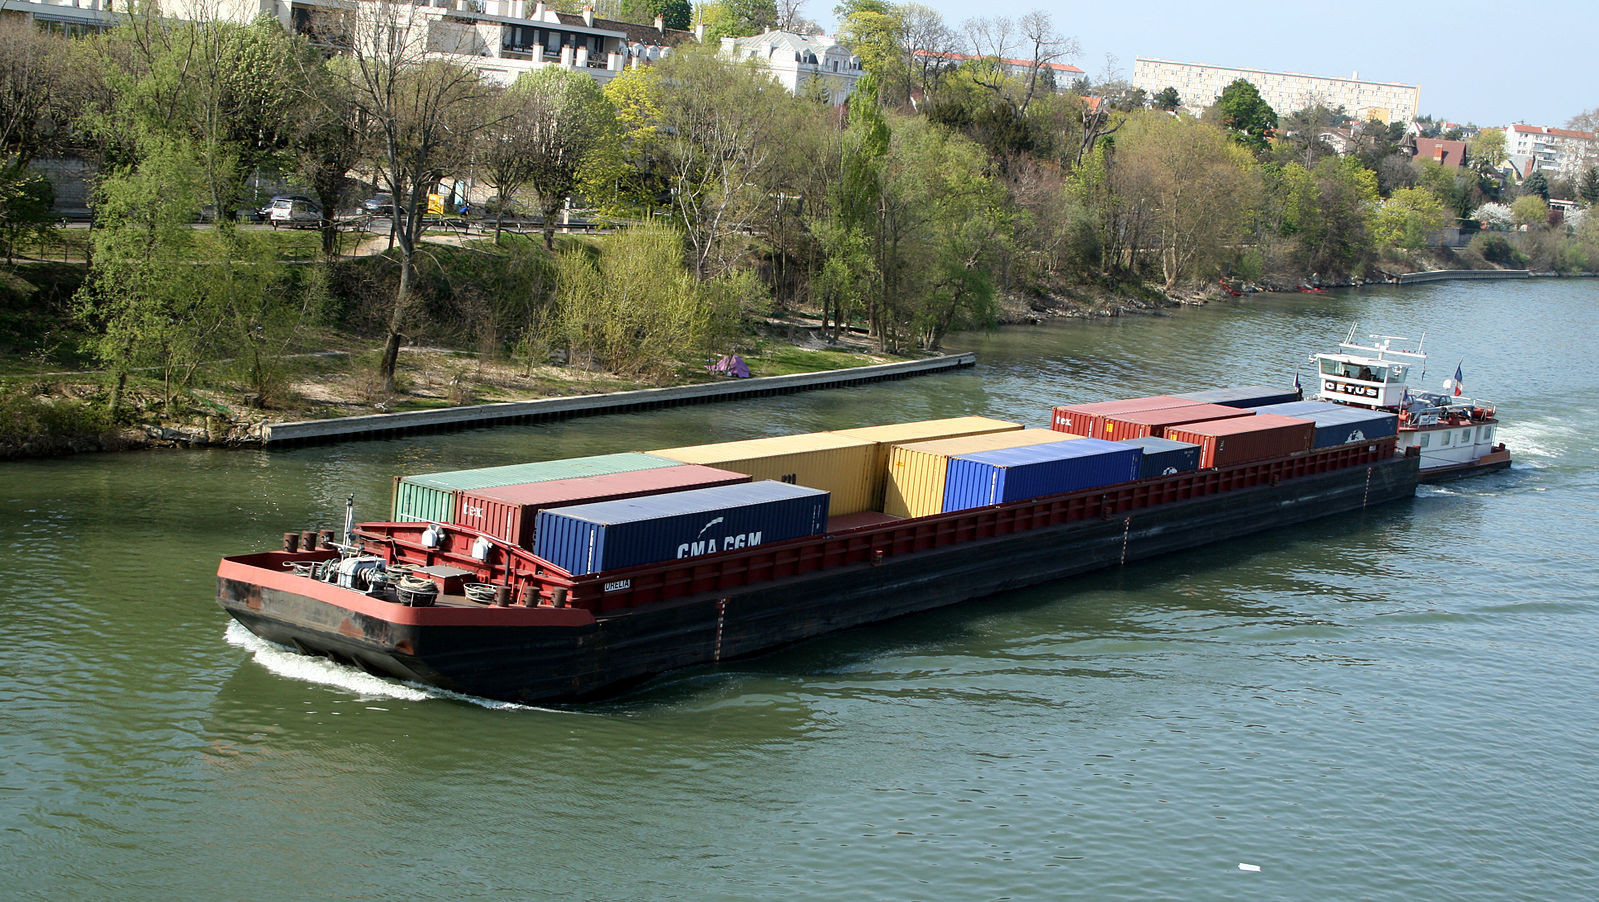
1453, 363, 1464, 397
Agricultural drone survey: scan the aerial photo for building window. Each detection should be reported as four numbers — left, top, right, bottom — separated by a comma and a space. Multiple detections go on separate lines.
1419, 433, 1430, 448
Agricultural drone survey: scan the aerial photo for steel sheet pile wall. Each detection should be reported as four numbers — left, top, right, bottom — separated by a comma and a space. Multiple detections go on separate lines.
1165, 413, 1316, 468
832, 416, 1023, 509
454, 465, 752, 547
1254, 401, 1399, 448
1117, 436, 1202, 478
533, 481, 830, 576
1101, 402, 1254, 440
1174, 385, 1302, 408
650, 433, 875, 515
943, 438, 1143, 511
1051, 396, 1202, 438
392, 453, 678, 523
884, 429, 1081, 518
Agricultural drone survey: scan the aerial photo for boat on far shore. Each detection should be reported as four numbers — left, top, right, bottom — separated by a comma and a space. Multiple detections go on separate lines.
1312, 327, 1511, 482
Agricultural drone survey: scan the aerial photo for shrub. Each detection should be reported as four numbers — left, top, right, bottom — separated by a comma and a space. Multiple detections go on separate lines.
1469, 233, 1523, 267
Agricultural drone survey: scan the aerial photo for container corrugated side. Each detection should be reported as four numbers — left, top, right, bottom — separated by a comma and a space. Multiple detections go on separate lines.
831, 416, 1024, 509
392, 452, 678, 522
1173, 385, 1302, 409
1117, 436, 1202, 478
1101, 403, 1254, 440
1165, 413, 1316, 468
649, 433, 875, 515
1051, 396, 1205, 439
533, 481, 830, 576
942, 438, 1143, 511
454, 464, 752, 547
1253, 401, 1398, 448
883, 429, 1082, 518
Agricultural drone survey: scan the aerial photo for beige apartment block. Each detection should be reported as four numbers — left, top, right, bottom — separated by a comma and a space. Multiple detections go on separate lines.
1133, 58, 1419, 123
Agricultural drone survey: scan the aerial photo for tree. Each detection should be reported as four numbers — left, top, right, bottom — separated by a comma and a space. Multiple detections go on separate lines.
295, 57, 368, 256
332, 0, 493, 391
1371, 186, 1448, 250
618, 0, 692, 28
1520, 170, 1550, 201
1112, 112, 1260, 290
1579, 166, 1599, 207
1208, 78, 1276, 155
1511, 193, 1549, 229
1151, 86, 1180, 112
513, 66, 613, 250
706, 0, 778, 39
1467, 128, 1506, 180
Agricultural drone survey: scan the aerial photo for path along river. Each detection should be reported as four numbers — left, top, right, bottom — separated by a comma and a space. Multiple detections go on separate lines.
2, 279, 1596, 899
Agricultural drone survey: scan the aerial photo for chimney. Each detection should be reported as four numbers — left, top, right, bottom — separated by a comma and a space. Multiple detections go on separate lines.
532, 1, 545, 19
654, 13, 664, 33
582, 3, 593, 26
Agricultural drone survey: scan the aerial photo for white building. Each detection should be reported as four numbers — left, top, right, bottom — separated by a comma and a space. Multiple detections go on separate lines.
4, 0, 696, 87
1502, 124, 1598, 178
1132, 58, 1420, 123
719, 30, 863, 106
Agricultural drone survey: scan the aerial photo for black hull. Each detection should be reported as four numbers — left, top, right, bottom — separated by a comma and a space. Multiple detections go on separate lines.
219, 456, 1418, 704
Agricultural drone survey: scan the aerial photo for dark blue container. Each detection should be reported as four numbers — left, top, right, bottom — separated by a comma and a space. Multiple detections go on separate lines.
1174, 384, 1303, 408
533, 481, 830, 576
1117, 436, 1202, 478
942, 438, 1142, 512
1254, 401, 1399, 448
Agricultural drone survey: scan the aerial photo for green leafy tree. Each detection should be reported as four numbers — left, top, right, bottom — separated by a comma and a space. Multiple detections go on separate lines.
705, 0, 778, 39
1467, 128, 1506, 180
1207, 78, 1277, 155
1370, 186, 1448, 250
1152, 86, 1181, 111
1511, 193, 1549, 228
513, 66, 615, 250
619, 0, 693, 28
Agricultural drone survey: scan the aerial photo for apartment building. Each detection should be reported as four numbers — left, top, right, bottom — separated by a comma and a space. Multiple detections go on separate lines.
1132, 58, 1419, 123
720, 30, 864, 106
1503, 124, 1598, 178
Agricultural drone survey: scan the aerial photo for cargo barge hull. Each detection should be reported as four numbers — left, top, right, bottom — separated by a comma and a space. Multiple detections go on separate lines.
219, 453, 1418, 704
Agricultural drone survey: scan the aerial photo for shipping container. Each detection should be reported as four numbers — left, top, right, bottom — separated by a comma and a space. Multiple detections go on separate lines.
884, 429, 1082, 519
650, 433, 876, 515
1173, 384, 1302, 409
1051, 396, 1204, 439
392, 453, 679, 523
943, 438, 1143, 511
454, 464, 752, 547
831, 416, 1024, 509
1101, 402, 1254, 440
1253, 401, 1399, 449
1165, 413, 1316, 468
1117, 436, 1202, 478
533, 481, 830, 576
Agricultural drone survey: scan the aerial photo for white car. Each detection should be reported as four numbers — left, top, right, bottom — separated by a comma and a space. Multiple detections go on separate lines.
268, 197, 322, 228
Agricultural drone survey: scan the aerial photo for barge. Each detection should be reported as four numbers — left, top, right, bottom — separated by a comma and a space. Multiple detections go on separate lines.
219, 408, 1419, 704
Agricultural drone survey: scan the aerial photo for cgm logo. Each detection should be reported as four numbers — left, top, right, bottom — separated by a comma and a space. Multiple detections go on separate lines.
677, 516, 763, 558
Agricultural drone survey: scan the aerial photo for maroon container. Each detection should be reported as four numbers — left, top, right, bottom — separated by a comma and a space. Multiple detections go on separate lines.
1165, 413, 1316, 468
1051, 396, 1204, 438
454, 464, 751, 547
1101, 403, 1255, 440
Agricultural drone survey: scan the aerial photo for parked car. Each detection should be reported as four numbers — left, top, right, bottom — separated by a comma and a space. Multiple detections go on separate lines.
360, 193, 394, 216
258, 194, 316, 221
267, 196, 322, 228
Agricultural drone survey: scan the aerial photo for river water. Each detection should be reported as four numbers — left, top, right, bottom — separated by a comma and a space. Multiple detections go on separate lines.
2, 280, 1595, 899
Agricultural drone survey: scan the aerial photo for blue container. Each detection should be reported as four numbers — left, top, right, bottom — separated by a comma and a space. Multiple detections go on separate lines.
1117, 436, 1201, 478
1174, 385, 1303, 408
533, 481, 831, 576
1254, 401, 1399, 448
942, 438, 1142, 512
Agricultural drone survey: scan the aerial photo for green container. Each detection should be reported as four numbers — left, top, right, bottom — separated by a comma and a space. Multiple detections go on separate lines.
391, 453, 679, 523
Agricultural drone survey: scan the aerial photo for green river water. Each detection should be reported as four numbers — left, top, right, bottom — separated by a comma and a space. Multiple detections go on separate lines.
2, 279, 1595, 899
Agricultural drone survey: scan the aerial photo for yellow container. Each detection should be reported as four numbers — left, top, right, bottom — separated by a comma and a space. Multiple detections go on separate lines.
832, 416, 1024, 510
650, 433, 877, 515
884, 428, 1082, 519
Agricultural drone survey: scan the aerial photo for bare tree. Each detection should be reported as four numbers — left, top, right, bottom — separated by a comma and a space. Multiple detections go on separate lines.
518, 66, 612, 251
900, 3, 958, 100
328, 0, 492, 391
963, 10, 1078, 115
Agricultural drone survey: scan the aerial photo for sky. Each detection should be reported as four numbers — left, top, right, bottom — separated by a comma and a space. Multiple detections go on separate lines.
811, 0, 1596, 128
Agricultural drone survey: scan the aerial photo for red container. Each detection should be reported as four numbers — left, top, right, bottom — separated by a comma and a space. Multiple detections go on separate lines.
1102, 403, 1255, 440
1165, 413, 1316, 468
454, 464, 751, 547
1051, 396, 1204, 438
